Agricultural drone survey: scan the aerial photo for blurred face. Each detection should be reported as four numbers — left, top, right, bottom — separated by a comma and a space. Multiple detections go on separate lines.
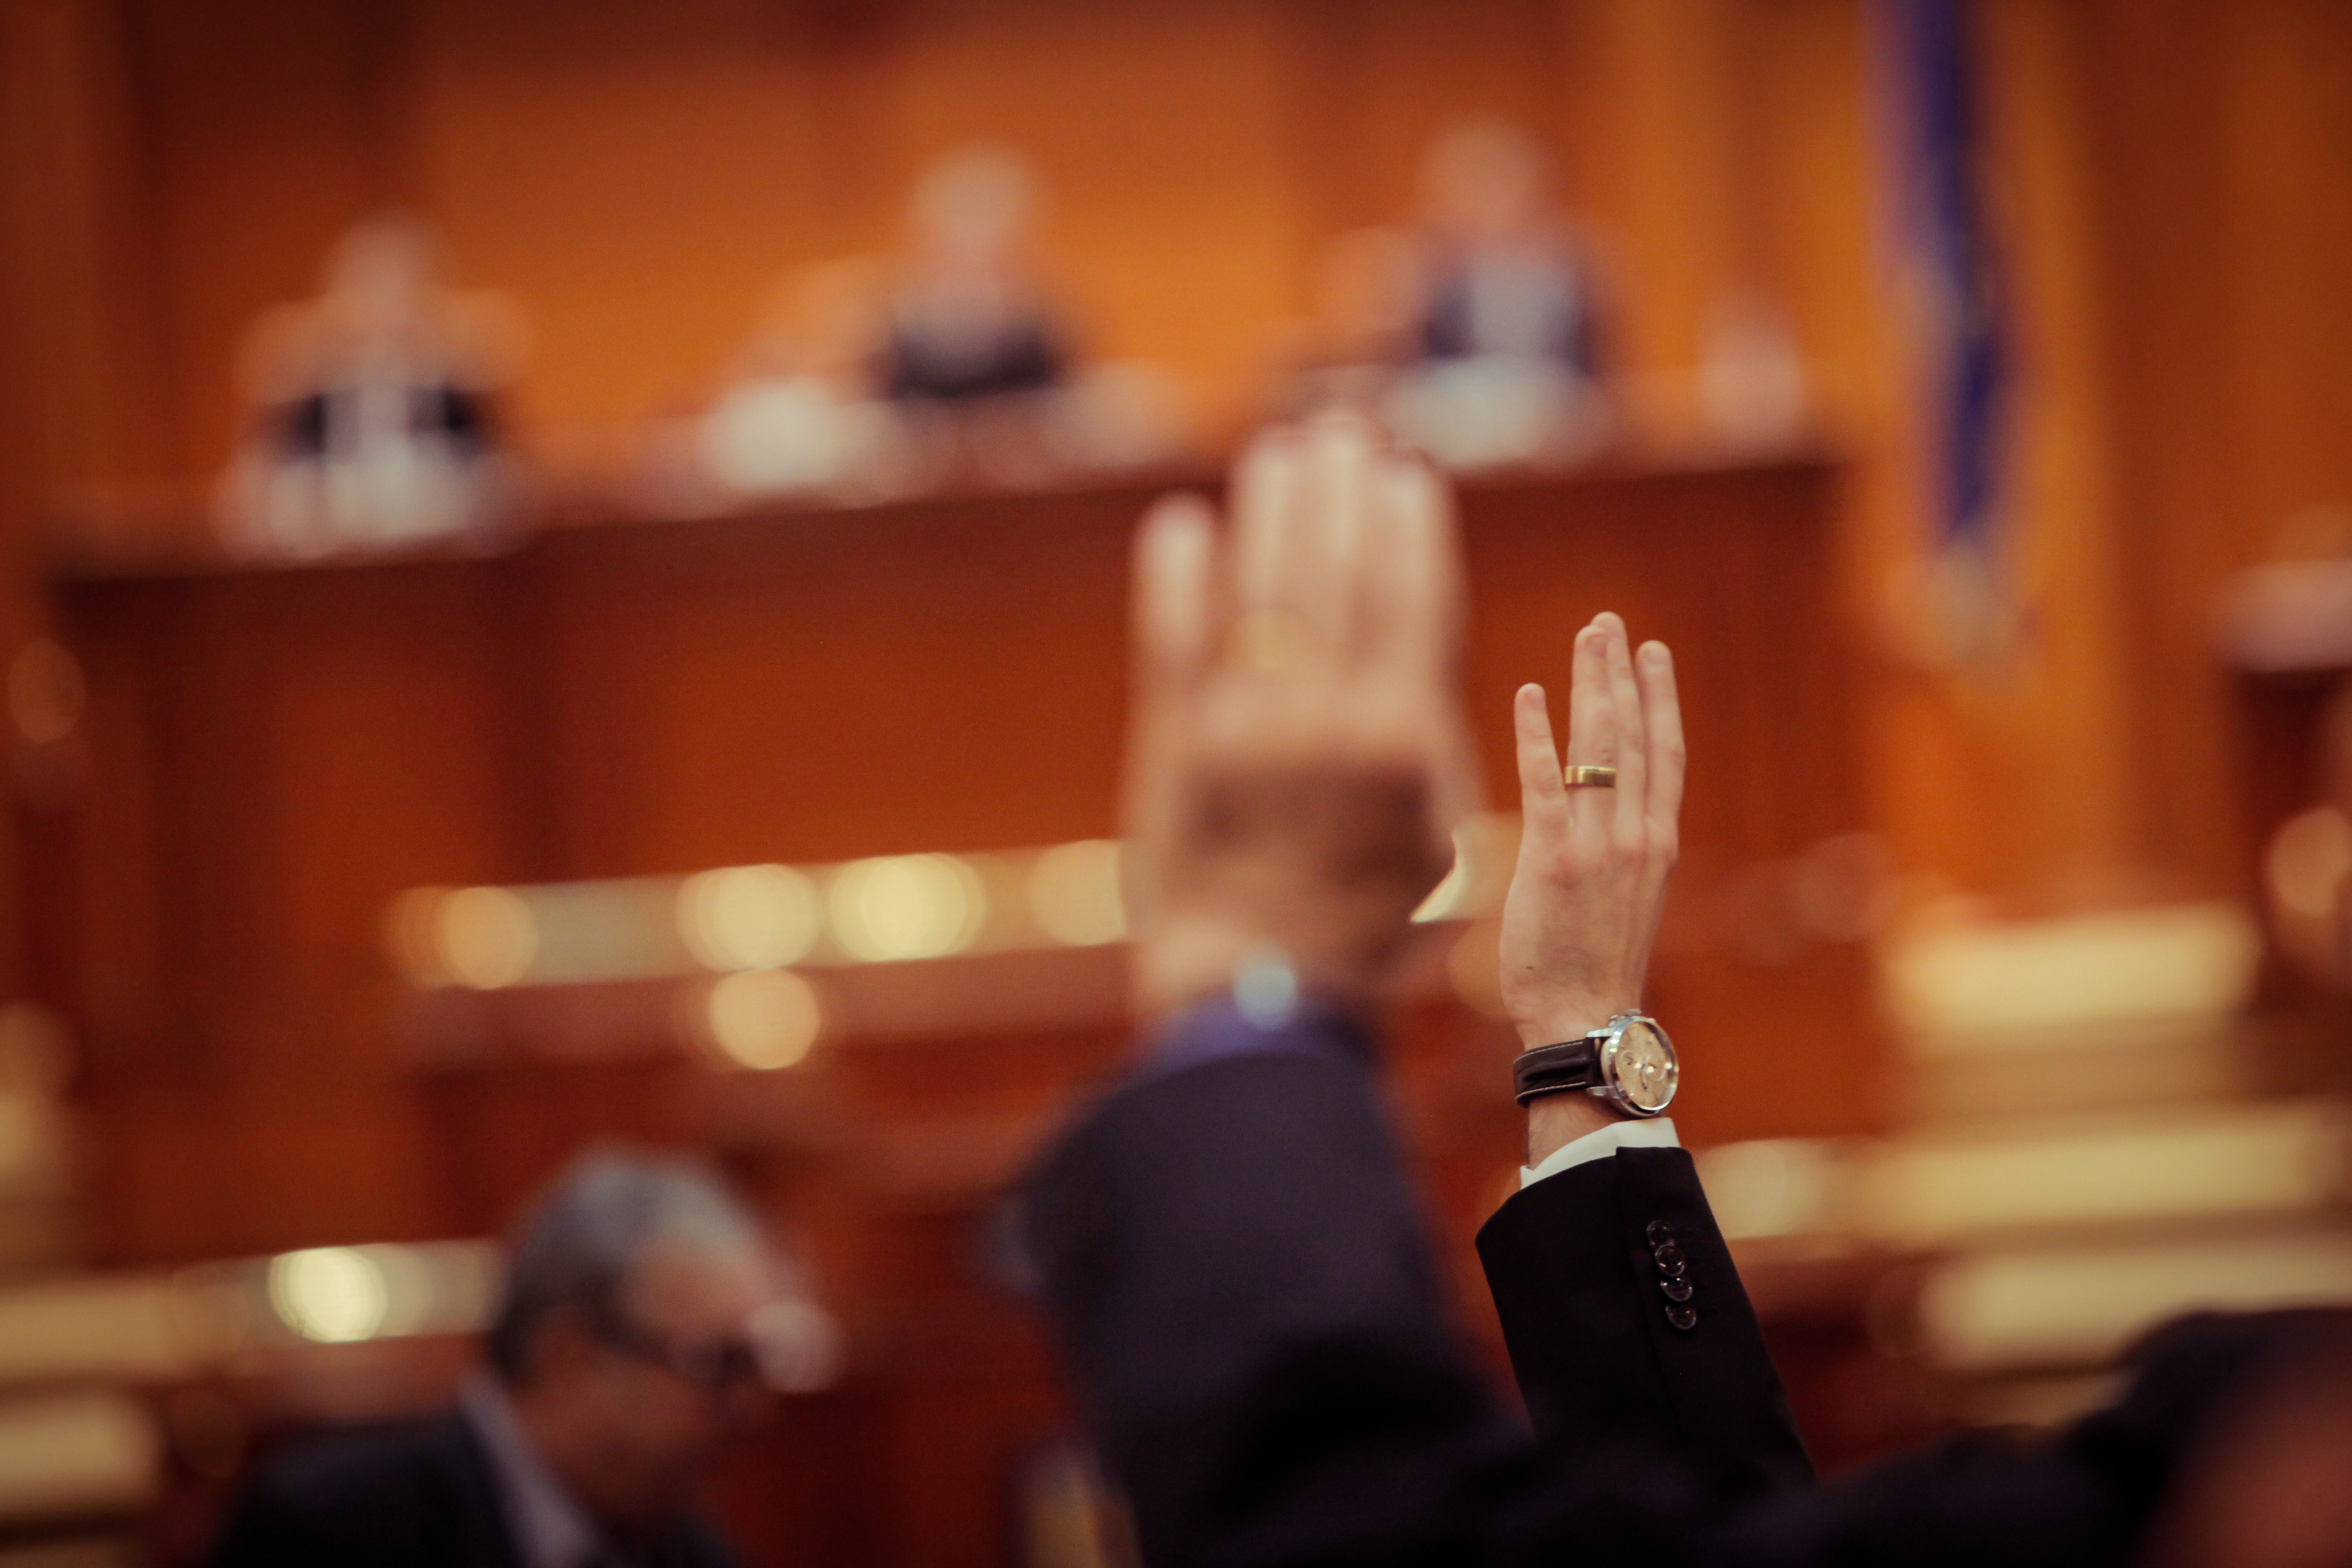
524, 1239, 782, 1527
910, 148, 1035, 271
325, 222, 434, 340
1422, 125, 1546, 243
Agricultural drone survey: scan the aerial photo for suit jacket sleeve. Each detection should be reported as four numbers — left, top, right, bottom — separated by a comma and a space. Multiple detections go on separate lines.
1476, 1147, 1812, 1499
205, 1480, 333, 1568
201, 1416, 519, 1568
1023, 1022, 1812, 1568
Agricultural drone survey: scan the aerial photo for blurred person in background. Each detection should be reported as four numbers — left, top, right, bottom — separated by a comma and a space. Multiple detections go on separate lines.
1385, 119, 1615, 469
864, 145, 1180, 488
208, 1150, 836, 1568
879, 145, 1070, 409
1017, 415, 2352, 1568
1412, 119, 1606, 374
682, 144, 1181, 507
219, 214, 524, 559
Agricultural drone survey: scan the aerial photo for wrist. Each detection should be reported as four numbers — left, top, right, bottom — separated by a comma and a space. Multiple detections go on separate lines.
1524, 1091, 1629, 1165
1510, 996, 1636, 1052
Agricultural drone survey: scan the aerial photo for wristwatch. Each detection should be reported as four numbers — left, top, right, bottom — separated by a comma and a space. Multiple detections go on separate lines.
1512, 1013, 1678, 1116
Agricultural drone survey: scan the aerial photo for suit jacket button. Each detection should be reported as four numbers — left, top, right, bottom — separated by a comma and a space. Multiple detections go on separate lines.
1645, 1220, 1675, 1246
1666, 1304, 1698, 1331
1652, 1241, 1687, 1277
1661, 1277, 1693, 1303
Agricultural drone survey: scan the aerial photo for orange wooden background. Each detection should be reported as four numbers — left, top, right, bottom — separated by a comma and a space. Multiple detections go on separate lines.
0, 1, 2347, 1559
0, 0, 2345, 973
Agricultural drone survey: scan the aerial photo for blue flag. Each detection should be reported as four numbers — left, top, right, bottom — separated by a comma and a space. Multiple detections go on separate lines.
1885, 0, 2012, 663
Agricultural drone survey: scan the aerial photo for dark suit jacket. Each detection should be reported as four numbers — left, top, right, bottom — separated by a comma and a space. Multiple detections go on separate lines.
205, 1411, 740, 1568
1024, 1025, 2342, 1568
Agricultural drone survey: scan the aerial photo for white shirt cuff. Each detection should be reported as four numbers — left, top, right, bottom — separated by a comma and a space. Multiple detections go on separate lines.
1519, 1116, 1680, 1188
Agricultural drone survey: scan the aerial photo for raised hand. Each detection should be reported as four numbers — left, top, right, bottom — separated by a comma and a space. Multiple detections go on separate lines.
1497, 614, 1684, 1146
1121, 416, 1477, 1017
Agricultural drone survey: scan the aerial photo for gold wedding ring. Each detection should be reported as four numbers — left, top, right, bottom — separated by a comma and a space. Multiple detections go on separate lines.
1564, 765, 1618, 789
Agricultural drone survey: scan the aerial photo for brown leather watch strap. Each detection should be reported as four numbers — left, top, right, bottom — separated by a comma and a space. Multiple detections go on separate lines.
1512, 1037, 1602, 1105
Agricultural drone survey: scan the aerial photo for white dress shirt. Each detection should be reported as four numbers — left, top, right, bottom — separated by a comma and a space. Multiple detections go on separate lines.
1519, 1116, 1680, 1188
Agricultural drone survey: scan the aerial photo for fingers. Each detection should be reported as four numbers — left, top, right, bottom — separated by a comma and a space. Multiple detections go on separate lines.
1294, 416, 1375, 650
1514, 683, 1567, 831
1229, 415, 1458, 705
1230, 430, 1300, 625
1366, 448, 1476, 838
1124, 492, 1217, 849
1232, 418, 1387, 677
1563, 618, 1617, 843
1635, 639, 1685, 859
1363, 453, 1459, 685
1596, 613, 1647, 843
1133, 492, 1216, 707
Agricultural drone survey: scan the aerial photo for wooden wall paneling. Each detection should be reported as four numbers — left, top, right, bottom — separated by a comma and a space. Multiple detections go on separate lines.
2071, 0, 2312, 895
866, 1368, 1069, 1568
47, 577, 160, 1065
2222, 1, 2352, 554
410, 0, 873, 451
696, 1391, 886, 1568
0, 0, 170, 492
531, 483, 1153, 875
51, 554, 537, 1258
0, 0, 175, 1021
96, 0, 1826, 471
1567, 0, 1744, 434
416, 1056, 704, 1238
481, 545, 570, 886
120, 0, 414, 476
1279, 0, 1576, 238
1959, 0, 2140, 902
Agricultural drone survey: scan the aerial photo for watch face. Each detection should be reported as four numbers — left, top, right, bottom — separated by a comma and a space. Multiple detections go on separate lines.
1609, 1020, 1678, 1113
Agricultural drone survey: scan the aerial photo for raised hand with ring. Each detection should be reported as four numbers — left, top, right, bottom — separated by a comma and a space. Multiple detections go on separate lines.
1498, 611, 1685, 1159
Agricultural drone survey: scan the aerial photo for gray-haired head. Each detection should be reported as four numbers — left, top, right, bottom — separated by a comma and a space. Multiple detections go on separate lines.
487, 1148, 766, 1382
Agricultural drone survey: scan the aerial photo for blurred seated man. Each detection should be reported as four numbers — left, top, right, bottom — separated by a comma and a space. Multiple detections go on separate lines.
1018, 417, 2352, 1568
862, 145, 1179, 487
878, 145, 1069, 407
1383, 119, 1614, 469
220, 214, 523, 559
209, 1150, 835, 1568
1413, 119, 1603, 375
